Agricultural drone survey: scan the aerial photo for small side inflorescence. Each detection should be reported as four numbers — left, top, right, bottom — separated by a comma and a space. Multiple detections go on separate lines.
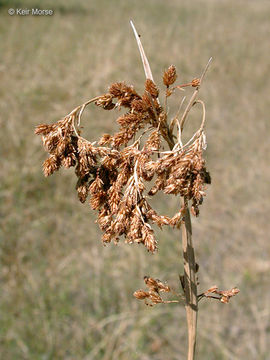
133, 278, 240, 306
35, 65, 211, 252
133, 276, 179, 306
198, 286, 240, 304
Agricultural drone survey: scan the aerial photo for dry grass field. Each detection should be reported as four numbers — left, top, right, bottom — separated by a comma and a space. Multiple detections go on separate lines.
1, 0, 270, 359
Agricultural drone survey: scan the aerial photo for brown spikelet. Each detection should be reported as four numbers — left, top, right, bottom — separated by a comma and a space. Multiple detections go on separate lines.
133, 290, 150, 300
43, 134, 61, 153
117, 113, 142, 127
76, 139, 98, 177
142, 224, 156, 252
145, 130, 161, 151
109, 82, 140, 108
191, 78, 200, 87
98, 134, 112, 146
107, 182, 121, 214
141, 92, 152, 108
102, 231, 114, 244
76, 177, 90, 203
35, 124, 54, 135
89, 191, 107, 210
169, 209, 184, 227
131, 99, 149, 113
55, 138, 68, 156
156, 279, 170, 293
111, 130, 130, 148
144, 276, 159, 291
145, 79, 159, 98
163, 65, 177, 87
109, 82, 128, 98
89, 175, 104, 193
148, 291, 163, 304
62, 153, 76, 168
43, 155, 61, 177
97, 207, 112, 231
77, 184, 89, 203
204, 286, 218, 294
95, 94, 115, 110
148, 172, 167, 196
147, 210, 170, 228
127, 210, 143, 243
219, 288, 240, 304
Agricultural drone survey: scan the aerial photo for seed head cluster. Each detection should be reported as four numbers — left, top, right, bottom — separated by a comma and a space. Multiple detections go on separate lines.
133, 276, 177, 306
199, 286, 240, 304
35, 65, 210, 252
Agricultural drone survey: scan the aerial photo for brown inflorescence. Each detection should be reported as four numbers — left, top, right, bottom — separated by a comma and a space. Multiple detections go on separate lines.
200, 286, 240, 304
145, 79, 159, 98
163, 65, 177, 87
35, 66, 210, 252
133, 276, 177, 306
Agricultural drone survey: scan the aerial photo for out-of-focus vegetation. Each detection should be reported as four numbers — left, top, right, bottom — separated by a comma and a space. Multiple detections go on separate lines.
0, 0, 269, 359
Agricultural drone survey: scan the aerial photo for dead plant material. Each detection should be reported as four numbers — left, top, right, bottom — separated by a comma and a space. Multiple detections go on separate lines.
35, 54, 210, 253
198, 286, 240, 303
133, 276, 178, 306
35, 21, 239, 360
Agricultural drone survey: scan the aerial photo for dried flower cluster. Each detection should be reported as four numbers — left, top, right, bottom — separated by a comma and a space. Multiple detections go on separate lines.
198, 286, 240, 304
134, 279, 240, 307
35, 25, 240, 360
133, 276, 178, 306
35, 65, 211, 252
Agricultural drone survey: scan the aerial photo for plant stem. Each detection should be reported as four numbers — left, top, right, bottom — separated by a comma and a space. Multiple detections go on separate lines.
181, 197, 198, 360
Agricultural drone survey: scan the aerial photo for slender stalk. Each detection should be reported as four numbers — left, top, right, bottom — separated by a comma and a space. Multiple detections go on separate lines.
181, 197, 198, 360
180, 57, 212, 132
130, 22, 210, 360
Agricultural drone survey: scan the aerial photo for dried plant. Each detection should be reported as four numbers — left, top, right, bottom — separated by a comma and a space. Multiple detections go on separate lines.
133, 276, 180, 306
35, 21, 239, 360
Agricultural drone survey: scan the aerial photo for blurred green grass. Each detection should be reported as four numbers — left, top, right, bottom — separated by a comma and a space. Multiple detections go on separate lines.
0, 0, 270, 359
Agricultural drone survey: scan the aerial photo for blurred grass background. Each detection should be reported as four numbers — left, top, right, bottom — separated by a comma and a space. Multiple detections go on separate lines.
0, 0, 270, 359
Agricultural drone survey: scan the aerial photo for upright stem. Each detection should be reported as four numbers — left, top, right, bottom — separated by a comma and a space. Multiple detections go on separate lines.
181, 197, 198, 360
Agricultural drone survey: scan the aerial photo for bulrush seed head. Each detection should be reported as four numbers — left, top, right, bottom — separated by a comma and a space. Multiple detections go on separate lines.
163, 65, 177, 87
35, 26, 239, 359
35, 62, 210, 252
